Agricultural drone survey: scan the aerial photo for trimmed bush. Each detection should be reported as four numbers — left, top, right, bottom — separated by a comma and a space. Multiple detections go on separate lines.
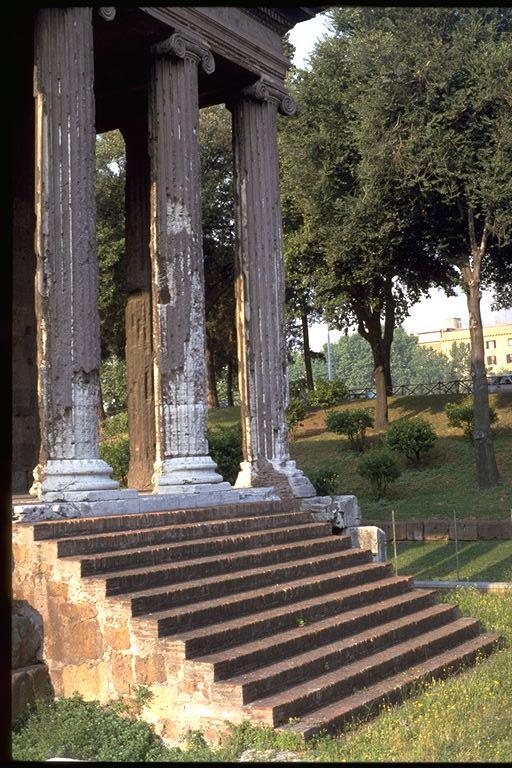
207, 424, 243, 485
307, 466, 339, 496
308, 379, 348, 409
357, 448, 401, 498
386, 417, 437, 463
445, 399, 498, 443
326, 408, 374, 452
287, 397, 308, 438
99, 437, 130, 486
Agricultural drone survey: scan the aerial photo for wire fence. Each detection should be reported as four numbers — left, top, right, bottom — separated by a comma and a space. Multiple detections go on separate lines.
347, 378, 472, 400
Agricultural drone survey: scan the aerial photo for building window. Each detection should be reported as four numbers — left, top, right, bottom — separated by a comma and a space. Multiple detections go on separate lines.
487, 355, 497, 365
508, 338, 512, 346
507, 354, 512, 364
486, 339, 496, 349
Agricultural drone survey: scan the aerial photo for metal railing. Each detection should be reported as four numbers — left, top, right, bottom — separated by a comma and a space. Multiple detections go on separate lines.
346, 378, 473, 400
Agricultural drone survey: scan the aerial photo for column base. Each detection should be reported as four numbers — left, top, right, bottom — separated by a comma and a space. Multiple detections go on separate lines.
235, 459, 316, 499
30, 459, 125, 502
152, 455, 229, 494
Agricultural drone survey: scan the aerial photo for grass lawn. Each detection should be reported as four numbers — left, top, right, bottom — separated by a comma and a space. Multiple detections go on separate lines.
12, 589, 512, 762
209, 392, 512, 522
394, 540, 512, 582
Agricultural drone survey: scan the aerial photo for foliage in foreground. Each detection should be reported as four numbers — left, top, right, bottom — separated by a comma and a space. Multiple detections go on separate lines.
207, 424, 243, 485
306, 466, 339, 496
12, 590, 511, 762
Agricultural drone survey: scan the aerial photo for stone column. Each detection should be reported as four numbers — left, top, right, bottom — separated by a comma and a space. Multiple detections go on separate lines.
32, 8, 118, 501
148, 32, 228, 493
12, 49, 39, 495
230, 78, 315, 499
122, 119, 156, 491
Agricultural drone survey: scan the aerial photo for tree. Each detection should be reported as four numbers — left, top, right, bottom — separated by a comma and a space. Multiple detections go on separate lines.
199, 105, 238, 407
96, 131, 127, 361
331, 7, 511, 487
279, 26, 451, 431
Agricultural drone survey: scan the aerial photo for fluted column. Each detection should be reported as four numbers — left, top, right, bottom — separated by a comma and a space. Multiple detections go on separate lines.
149, 32, 227, 493
122, 119, 156, 490
230, 78, 316, 499
31, 8, 118, 500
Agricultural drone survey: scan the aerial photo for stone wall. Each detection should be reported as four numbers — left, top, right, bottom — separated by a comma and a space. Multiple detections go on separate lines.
370, 518, 512, 542
12, 600, 53, 721
11, 523, 251, 744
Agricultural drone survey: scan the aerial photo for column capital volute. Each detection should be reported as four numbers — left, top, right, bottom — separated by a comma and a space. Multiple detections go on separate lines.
236, 76, 296, 116
151, 30, 215, 75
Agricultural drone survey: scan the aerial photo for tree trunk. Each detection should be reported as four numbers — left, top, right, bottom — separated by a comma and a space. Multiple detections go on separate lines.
206, 341, 219, 409
226, 357, 234, 407
466, 279, 500, 488
358, 312, 390, 430
301, 309, 315, 390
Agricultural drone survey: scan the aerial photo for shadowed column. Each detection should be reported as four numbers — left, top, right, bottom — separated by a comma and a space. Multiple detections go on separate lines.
122, 118, 156, 491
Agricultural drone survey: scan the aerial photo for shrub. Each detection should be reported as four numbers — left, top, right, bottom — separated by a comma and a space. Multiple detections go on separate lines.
307, 467, 339, 496
326, 408, 374, 452
289, 378, 309, 400
99, 354, 128, 414
11, 695, 172, 763
287, 397, 308, 438
357, 448, 401, 498
445, 399, 498, 443
101, 410, 129, 439
386, 417, 437, 463
207, 424, 243, 485
99, 437, 130, 486
308, 379, 348, 409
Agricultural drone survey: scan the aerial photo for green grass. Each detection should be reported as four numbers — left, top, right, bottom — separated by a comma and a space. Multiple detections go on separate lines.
12, 590, 512, 762
265, 392, 511, 521
393, 540, 512, 582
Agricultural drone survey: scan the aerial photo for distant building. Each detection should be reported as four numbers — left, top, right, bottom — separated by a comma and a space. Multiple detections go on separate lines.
416, 318, 512, 373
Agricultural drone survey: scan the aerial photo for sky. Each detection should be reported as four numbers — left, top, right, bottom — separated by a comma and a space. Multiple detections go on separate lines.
287, 13, 512, 352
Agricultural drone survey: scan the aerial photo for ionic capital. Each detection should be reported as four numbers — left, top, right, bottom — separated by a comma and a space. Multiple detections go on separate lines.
240, 77, 296, 116
98, 8, 116, 21
152, 31, 215, 75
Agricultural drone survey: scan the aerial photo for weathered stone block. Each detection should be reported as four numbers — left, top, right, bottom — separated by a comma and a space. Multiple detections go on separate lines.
423, 520, 450, 541
135, 654, 167, 685
300, 494, 361, 529
12, 664, 53, 721
111, 654, 133, 694
348, 525, 387, 562
62, 661, 109, 701
477, 520, 512, 540
449, 519, 477, 540
104, 625, 131, 651
406, 521, 424, 541
12, 600, 43, 669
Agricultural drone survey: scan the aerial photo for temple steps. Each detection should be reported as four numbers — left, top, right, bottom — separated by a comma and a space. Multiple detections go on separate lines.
28, 499, 503, 740
97, 535, 350, 594
76, 521, 334, 576
55, 508, 319, 557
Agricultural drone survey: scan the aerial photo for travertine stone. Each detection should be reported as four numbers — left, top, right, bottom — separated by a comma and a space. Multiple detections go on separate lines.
12, 600, 44, 669
230, 78, 315, 499
32, 8, 118, 500
149, 32, 226, 494
300, 494, 362, 529
348, 525, 388, 562
123, 120, 156, 491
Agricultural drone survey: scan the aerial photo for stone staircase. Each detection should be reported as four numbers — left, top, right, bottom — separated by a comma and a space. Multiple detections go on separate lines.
17, 499, 503, 741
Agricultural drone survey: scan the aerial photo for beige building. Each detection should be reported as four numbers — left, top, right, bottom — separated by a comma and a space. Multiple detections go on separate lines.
417, 317, 512, 373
